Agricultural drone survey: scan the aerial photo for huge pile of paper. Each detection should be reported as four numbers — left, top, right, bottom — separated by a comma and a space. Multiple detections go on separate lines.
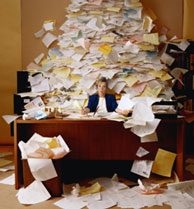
25, 0, 175, 111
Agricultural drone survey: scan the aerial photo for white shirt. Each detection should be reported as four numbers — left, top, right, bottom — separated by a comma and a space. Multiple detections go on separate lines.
97, 97, 108, 113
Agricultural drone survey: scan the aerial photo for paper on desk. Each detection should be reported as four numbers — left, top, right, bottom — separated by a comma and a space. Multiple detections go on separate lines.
170, 67, 188, 81
160, 52, 175, 66
53, 67, 71, 79
131, 101, 155, 123
34, 28, 45, 38
100, 70, 118, 79
124, 74, 138, 87
88, 0, 103, 6
136, 147, 149, 158
28, 73, 44, 86
42, 32, 58, 48
131, 160, 153, 178
31, 78, 50, 93
140, 131, 158, 143
2, 115, 20, 124
24, 97, 45, 110
34, 53, 44, 64
141, 85, 162, 97
143, 33, 159, 45
152, 148, 176, 177
117, 94, 135, 110
105, 112, 128, 122
43, 20, 55, 31
16, 180, 51, 205
143, 15, 154, 33
113, 82, 126, 94
124, 40, 140, 54
0, 174, 15, 185
131, 118, 161, 138
27, 159, 57, 181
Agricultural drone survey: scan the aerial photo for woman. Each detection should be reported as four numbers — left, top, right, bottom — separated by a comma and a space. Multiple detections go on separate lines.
81, 77, 130, 116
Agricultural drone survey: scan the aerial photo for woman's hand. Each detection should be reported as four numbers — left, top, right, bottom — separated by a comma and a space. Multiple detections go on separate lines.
116, 108, 132, 116
81, 107, 90, 115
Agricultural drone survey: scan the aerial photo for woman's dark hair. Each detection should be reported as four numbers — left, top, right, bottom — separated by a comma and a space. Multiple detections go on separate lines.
97, 77, 107, 83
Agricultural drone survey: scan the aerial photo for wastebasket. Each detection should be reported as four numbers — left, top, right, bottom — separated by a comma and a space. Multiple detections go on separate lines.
22, 159, 63, 197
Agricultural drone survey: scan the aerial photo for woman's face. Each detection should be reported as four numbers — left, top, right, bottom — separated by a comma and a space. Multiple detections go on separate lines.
97, 81, 107, 97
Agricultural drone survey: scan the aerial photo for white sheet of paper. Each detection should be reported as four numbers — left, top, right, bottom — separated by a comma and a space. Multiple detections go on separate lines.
87, 198, 116, 209
79, 77, 96, 90
31, 78, 50, 93
168, 180, 194, 198
34, 28, 45, 38
16, 180, 51, 205
136, 147, 149, 157
176, 40, 190, 51
100, 70, 118, 79
27, 159, 57, 181
42, 32, 58, 48
160, 52, 175, 66
24, 97, 45, 110
54, 195, 87, 209
113, 82, 126, 94
0, 174, 15, 185
34, 53, 44, 64
117, 94, 135, 110
131, 160, 153, 178
43, 22, 54, 31
2, 115, 20, 124
131, 119, 161, 137
141, 132, 158, 143
132, 102, 154, 123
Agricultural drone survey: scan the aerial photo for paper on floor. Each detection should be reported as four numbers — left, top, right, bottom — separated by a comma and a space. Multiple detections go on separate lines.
16, 180, 51, 205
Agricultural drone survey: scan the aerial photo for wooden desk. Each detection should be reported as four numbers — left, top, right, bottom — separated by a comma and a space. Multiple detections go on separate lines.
14, 118, 185, 189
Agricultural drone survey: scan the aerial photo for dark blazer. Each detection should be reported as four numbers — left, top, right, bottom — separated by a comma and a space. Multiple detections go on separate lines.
86, 94, 118, 112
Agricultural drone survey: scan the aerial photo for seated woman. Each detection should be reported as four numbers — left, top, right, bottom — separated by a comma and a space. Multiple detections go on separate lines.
81, 77, 130, 116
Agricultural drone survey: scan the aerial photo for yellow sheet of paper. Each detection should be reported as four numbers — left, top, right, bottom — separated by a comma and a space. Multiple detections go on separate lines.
101, 36, 115, 43
64, 58, 73, 65
98, 45, 112, 55
0, 159, 12, 167
141, 86, 162, 97
53, 67, 70, 78
89, 11, 103, 15
106, 7, 121, 12
152, 149, 176, 177
92, 62, 106, 68
80, 182, 101, 195
68, 12, 85, 18
46, 138, 61, 149
67, 90, 82, 97
138, 44, 155, 51
149, 70, 165, 78
128, 2, 142, 8
161, 73, 172, 81
143, 33, 159, 45
143, 16, 153, 32
70, 74, 81, 83
124, 75, 138, 87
